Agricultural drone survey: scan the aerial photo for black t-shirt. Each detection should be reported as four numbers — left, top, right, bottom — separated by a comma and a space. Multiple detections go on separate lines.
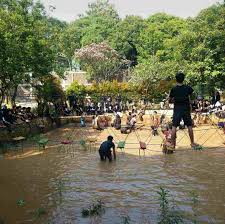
99, 140, 115, 153
169, 85, 193, 108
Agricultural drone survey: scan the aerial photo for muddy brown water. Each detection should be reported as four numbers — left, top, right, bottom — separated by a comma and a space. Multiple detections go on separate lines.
0, 124, 225, 224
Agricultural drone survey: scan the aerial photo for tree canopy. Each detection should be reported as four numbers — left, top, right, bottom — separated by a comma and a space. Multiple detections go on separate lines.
62, 0, 225, 98
75, 42, 130, 81
1, 0, 224, 105
0, 0, 66, 105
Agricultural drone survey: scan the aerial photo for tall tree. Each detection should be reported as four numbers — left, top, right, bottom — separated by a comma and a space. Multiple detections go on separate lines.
131, 56, 185, 99
0, 0, 59, 105
137, 13, 187, 62
58, 0, 120, 69
164, 3, 225, 91
75, 42, 129, 82
109, 15, 146, 66
81, 0, 119, 46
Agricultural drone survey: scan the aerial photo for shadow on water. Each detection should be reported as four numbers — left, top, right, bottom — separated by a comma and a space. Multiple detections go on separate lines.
0, 125, 225, 224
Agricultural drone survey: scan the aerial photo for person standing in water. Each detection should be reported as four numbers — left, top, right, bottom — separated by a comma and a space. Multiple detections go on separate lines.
99, 136, 116, 161
169, 72, 200, 150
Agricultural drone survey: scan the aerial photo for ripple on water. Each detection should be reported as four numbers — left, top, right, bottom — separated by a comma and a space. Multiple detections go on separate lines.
1, 139, 225, 223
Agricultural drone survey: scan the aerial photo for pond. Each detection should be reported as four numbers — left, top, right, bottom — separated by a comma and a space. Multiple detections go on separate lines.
0, 124, 225, 224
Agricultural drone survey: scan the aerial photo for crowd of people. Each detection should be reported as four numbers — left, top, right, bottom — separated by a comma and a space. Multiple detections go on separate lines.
1, 90, 224, 134
191, 92, 225, 122
0, 105, 35, 130
66, 92, 225, 117
64, 87, 225, 138
66, 95, 136, 116
192, 92, 223, 113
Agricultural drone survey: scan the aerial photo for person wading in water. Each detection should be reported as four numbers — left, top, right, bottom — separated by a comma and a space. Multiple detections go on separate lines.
99, 136, 116, 161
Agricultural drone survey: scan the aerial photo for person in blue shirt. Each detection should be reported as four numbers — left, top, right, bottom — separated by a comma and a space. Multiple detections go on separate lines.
80, 115, 86, 127
99, 136, 116, 161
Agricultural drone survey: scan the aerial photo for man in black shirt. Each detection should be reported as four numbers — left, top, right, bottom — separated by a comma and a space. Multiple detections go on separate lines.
99, 135, 116, 161
169, 72, 199, 149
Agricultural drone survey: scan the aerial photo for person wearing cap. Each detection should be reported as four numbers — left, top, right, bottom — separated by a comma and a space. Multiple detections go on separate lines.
99, 136, 116, 161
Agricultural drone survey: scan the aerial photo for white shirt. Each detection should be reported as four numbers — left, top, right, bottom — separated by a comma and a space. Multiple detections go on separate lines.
130, 117, 136, 126
215, 101, 221, 107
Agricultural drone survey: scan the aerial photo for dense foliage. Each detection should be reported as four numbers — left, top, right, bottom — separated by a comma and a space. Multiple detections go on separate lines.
67, 80, 140, 102
63, 0, 225, 98
1, 0, 224, 105
35, 75, 65, 116
0, 0, 66, 106
75, 42, 129, 81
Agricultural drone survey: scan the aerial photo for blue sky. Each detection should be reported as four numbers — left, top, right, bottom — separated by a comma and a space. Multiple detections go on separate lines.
40, 0, 222, 22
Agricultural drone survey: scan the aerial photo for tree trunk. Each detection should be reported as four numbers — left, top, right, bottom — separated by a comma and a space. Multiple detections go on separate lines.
0, 88, 5, 108
11, 85, 18, 107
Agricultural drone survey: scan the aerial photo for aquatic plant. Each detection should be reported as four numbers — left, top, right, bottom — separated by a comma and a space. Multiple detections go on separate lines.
190, 191, 199, 205
79, 139, 88, 150
158, 187, 169, 212
17, 199, 25, 207
189, 191, 200, 224
57, 180, 64, 197
34, 207, 47, 218
157, 186, 184, 224
122, 215, 131, 224
81, 200, 105, 217
81, 208, 90, 217
49, 180, 65, 207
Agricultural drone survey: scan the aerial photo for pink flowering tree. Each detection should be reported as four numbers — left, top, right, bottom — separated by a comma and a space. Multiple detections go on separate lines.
75, 42, 130, 82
